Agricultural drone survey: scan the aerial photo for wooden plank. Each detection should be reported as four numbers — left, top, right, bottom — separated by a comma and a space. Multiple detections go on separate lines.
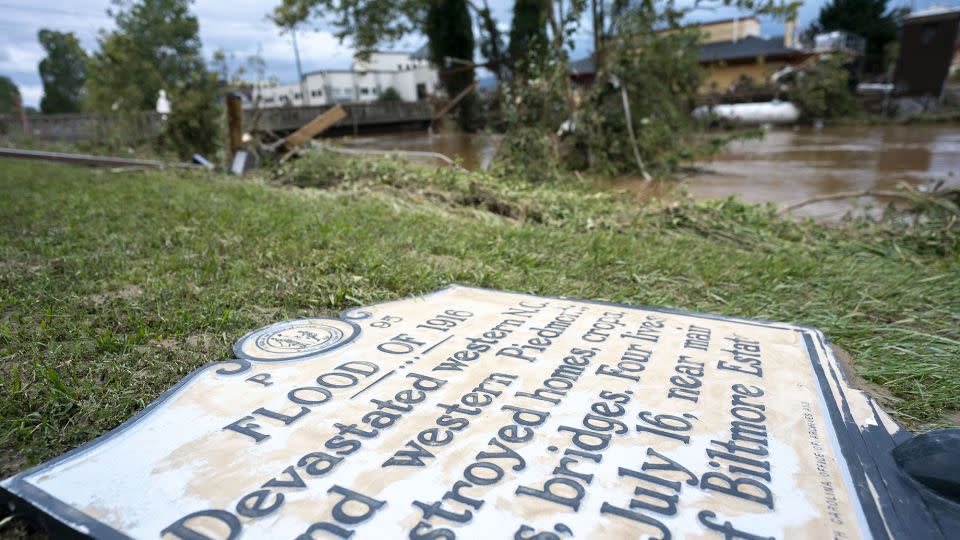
226, 94, 244, 163
431, 82, 478, 124
281, 105, 347, 150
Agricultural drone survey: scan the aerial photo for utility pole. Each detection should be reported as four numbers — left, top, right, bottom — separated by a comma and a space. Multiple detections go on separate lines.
225, 93, 243, 165
290, 27, 309, 106
13, 92, 28, 135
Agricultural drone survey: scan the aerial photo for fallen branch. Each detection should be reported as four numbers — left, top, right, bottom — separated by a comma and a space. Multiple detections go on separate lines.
611, 75, 650, 181
781, 189, 920, 214
310, 141, 463, 169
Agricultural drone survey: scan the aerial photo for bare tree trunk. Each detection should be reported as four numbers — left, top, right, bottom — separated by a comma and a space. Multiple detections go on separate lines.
546, 0, 563, 51
597, 0, 605, 69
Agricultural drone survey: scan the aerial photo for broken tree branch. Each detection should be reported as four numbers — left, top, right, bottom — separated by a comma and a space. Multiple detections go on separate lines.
782, 189, 926, 214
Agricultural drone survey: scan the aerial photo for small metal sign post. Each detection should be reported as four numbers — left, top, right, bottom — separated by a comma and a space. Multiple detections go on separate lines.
2, 286, 958, 539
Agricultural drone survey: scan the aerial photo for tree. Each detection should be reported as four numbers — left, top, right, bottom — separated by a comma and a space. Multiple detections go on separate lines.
37, 30, 87, 114
274, 0, 800, 166
0, 76, 20, 114
163, 70, 221, 157
571, 3, 705, 174
86, 0, 220, 158
272, 0, 426, 58
508, 0, 549, 77
474, 0, 507, 82
425, 0, 479, 130
814, 0, 898, 73
273, 0, 493, 128
85, 0, 207, 112
787, 55, 861, 120
378, 87, 402, 102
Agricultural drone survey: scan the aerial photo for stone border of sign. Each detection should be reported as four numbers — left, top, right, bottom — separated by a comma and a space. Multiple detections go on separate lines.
0, 285, 956, 539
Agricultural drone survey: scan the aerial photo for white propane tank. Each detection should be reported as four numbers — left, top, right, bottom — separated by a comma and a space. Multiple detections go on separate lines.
693, 101, 800, 125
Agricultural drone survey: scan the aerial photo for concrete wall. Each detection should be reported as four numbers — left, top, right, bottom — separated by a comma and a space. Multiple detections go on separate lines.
0, 111, 163, 143
251, 101, 432, 132
0, 102, 433, 142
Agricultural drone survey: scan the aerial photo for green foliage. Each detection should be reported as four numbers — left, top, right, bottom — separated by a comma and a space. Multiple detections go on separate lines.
508, 0, 548, 77
731, 73, 764, 93
162, 70, 221, 158
85, 0, 206, 112
475, 0, 508, 81
578, 13, 703, 174
83, 0, 220, 158
500, 4, 704, 177
425, 0, 479, 130
272, 0, 483, 128
271, 0, 426, 58
37, 30, 87, 114
378, 87, 402, 102
883, 40, 899, 77
0, 76, 20, 114
787, 55, 862, 121
813, 0, 899, 73
497, 56, 572, 182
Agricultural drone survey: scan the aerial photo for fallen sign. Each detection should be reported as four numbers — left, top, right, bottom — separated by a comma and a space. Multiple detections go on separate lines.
2, 286, 958, 539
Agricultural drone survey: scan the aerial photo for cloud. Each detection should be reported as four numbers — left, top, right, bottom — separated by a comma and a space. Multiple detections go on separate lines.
215, 25, 356, 72
18, 84, 43, 107
0, 43, 44, 76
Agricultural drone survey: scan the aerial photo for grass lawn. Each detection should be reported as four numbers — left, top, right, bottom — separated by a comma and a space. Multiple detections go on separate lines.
0, 156, 957, 524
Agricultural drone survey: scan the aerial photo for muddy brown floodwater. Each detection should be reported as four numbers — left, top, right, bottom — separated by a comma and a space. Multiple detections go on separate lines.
685, 125, 960, 219
335, 131, 504, 171
336, 125, 960, 220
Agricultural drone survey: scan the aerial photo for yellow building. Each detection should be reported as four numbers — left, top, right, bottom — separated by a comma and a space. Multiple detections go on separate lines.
568, 17, 815, 95
693, 17, 813, 94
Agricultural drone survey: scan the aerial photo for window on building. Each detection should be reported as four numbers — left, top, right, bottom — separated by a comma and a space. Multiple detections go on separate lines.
397, 64, 402, 71
361, 87, 370, 95
294, 92, 302, 99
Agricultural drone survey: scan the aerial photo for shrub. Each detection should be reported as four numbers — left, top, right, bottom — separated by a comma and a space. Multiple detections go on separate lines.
787, 55, 861, 121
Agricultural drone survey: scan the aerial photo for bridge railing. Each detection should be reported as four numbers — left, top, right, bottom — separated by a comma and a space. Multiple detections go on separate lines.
0, 102, 433, 142
249, 101, 432, 132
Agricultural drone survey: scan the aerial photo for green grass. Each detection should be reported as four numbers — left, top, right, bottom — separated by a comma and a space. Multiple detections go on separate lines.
0, 156, 958, 499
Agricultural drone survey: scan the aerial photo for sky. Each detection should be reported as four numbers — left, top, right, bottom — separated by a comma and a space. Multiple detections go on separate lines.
0, 0, 940, 108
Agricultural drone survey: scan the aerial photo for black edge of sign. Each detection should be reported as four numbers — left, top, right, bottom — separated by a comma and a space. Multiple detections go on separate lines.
0, 284, 953, 539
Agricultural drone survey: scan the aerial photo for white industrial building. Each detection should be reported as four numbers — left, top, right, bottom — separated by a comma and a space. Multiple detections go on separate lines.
250, 48, 440, 108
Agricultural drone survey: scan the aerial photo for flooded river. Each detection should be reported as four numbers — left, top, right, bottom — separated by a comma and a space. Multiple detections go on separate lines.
336, 131, 503, 171
684, 125, 960, 219
335, 125, 960, 219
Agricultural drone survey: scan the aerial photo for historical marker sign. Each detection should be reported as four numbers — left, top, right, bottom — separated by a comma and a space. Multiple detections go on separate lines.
2, 286, 957, 539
